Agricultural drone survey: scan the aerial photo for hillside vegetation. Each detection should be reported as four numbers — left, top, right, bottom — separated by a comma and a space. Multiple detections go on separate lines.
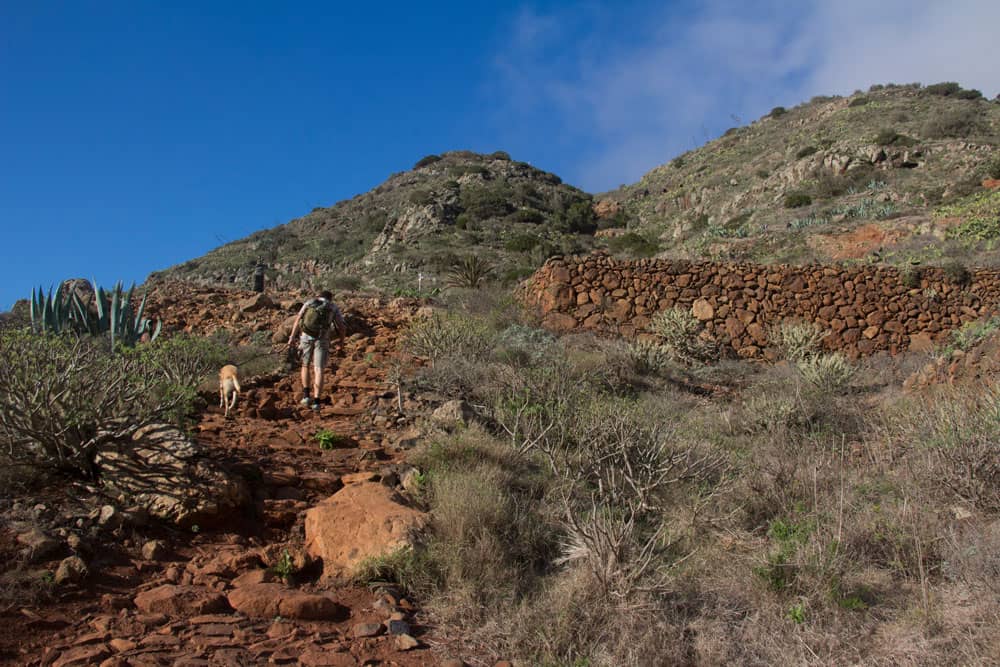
152, 151, 599, 293
604, 82, 1000, 268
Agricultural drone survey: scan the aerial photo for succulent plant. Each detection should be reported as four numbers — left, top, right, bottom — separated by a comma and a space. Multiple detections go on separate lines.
29, 280, 160, 349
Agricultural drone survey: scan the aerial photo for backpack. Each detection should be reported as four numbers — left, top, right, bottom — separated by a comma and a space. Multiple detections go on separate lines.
301, 299, 333, 337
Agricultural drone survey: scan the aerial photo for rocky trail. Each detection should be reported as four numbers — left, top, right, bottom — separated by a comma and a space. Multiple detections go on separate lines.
0, 284, 470, 666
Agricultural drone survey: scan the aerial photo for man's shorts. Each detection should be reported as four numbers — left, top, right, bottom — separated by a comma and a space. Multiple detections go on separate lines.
298, 334, 329, 370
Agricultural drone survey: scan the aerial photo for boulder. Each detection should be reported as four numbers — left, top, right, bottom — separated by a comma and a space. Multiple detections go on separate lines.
95, 424, 249, 528
304, 482, 428, 578
431, 400, 478, 429
692, 298, 714, 321
238, 293, 274, 313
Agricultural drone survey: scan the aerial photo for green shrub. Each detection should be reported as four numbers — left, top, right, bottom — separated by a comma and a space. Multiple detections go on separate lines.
924, 82, 962, 97
900, 265, 923, 288
922, 107, 984, 139
509, 208, 546, 224
796, 146, 818, 159
554, 200, 597, 234
944, 260, 973, 286
983, 156, 1000, 180
504, 233, 541, 253
403, 312, 495, 361
648, 308, 716, 364
488, 151, 511, 161
445, 256, 493, 289
874, 128, 916, 146
414, 154, 442, 169
783, 192, 813, 209
769, 106, 787, 118
607, 232, 659, 257
940, 191, 1000, 241
408, 189, 435, 206
848, 96, 870, 107
459, 186, 514, 221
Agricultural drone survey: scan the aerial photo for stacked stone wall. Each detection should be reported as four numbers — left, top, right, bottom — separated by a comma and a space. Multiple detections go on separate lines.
522, 252, 1000, 357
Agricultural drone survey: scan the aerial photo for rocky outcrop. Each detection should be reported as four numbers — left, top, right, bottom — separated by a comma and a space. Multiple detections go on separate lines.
522, 252, 1000, 358
95, 424, 249, 528
304, 482, 428, 578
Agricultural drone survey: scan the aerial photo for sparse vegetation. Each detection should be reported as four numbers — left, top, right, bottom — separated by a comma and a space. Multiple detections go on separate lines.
783, 192, 813, 209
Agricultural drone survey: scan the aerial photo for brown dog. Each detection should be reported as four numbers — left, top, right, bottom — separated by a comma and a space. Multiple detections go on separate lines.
219, 365, 241, 417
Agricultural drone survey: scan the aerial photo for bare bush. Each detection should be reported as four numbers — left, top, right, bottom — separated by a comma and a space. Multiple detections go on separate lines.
796, 352, 856, 393
402, 311, 495, 362
0, 331, 224, 476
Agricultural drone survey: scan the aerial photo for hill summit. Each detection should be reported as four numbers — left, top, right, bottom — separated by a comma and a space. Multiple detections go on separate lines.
151, 150, 600, 292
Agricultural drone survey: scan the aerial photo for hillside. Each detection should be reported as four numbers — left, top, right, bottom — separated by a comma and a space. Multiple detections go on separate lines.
151, 151, 599, 293
601, 82, 1000, 268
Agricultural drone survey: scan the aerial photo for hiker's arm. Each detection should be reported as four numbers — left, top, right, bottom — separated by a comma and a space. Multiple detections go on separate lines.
287, 306, 306, 346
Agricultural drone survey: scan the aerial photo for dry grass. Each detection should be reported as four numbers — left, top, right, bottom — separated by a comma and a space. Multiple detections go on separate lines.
395, 301, 1000, 665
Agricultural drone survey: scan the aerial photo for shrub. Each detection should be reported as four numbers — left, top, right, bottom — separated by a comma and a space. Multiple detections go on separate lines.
769, 106, 787, 118
625, 339, 672, 375
607, 232, 659, 257
403, 312, 495, 362
408, 189, 435, 206
924, 82, 962, 97
900, 265, 923, 288
783, 192, 813, 209
413, 154, 442, 169
984, 156, 1000, 180
459, 186, 514, 221
648, 308, 716, 364
922, 107, 984, 139
554, 200, 597, 234
772, 320, 824, 362
488, 150, 511, 161
947, 316, 1000, 353
848, 96, 870, 107
942, 259, 972, 285
795, 352, 855, 393
0, 331, 225, 476
509, 208, 546, 224
874, 128, 916, 146
796, 145, 818, 159
504, 233, 541, 253
445, 256, 493, 289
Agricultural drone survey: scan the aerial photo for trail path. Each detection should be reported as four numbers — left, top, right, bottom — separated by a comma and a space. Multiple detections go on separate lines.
1, 285, 449, 667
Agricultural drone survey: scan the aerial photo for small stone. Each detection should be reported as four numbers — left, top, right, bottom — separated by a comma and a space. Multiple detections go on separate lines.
108, 638, 136, 653
98, 505, 121, 528
395, 633, 419, 651
387, 619, 410, 635
141, 540, 168, 561
16, 527, 62, 561
352, 622, 383, 638
54, 556, 89, 585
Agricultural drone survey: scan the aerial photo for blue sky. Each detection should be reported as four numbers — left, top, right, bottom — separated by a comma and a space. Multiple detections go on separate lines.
2, 1, 998, 310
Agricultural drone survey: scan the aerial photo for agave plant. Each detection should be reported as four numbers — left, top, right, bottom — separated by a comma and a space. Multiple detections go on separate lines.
445, 255, 493, 289
31, 283, 87, 335
29, 279, 161, 349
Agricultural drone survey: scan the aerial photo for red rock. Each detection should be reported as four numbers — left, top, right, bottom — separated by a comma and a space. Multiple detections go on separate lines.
304, 483, 428, 578
133, 585, 231, 617
227, 584, 348, 621
52, 644, 111, 667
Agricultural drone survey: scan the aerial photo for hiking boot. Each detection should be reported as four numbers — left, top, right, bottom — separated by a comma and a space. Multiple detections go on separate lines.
310, 399, 321, 411
300, 396, 312, 406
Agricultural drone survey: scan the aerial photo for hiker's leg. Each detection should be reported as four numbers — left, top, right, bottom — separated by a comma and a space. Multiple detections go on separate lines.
312, 339, 329, 402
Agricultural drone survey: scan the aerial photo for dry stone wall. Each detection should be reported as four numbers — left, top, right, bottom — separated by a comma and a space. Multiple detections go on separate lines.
522, 252, 1000, 358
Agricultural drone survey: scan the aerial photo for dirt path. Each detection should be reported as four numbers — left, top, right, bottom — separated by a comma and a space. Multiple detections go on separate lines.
0, 288, 453, 666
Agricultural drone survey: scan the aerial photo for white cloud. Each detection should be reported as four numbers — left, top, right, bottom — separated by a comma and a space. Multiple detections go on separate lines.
491, 0, 1000, 192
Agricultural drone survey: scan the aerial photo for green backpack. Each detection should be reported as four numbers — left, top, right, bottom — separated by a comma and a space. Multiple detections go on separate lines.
301, 300, 333, 337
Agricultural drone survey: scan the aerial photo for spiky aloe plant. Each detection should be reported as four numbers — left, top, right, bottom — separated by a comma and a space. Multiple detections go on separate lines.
98, 281, 162, 348
31, 283, 86, 335
29, 280, 161, 349
445, 255, 493, 289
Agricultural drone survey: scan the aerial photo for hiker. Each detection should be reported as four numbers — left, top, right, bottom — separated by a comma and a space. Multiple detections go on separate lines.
287, 290, 347, 410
